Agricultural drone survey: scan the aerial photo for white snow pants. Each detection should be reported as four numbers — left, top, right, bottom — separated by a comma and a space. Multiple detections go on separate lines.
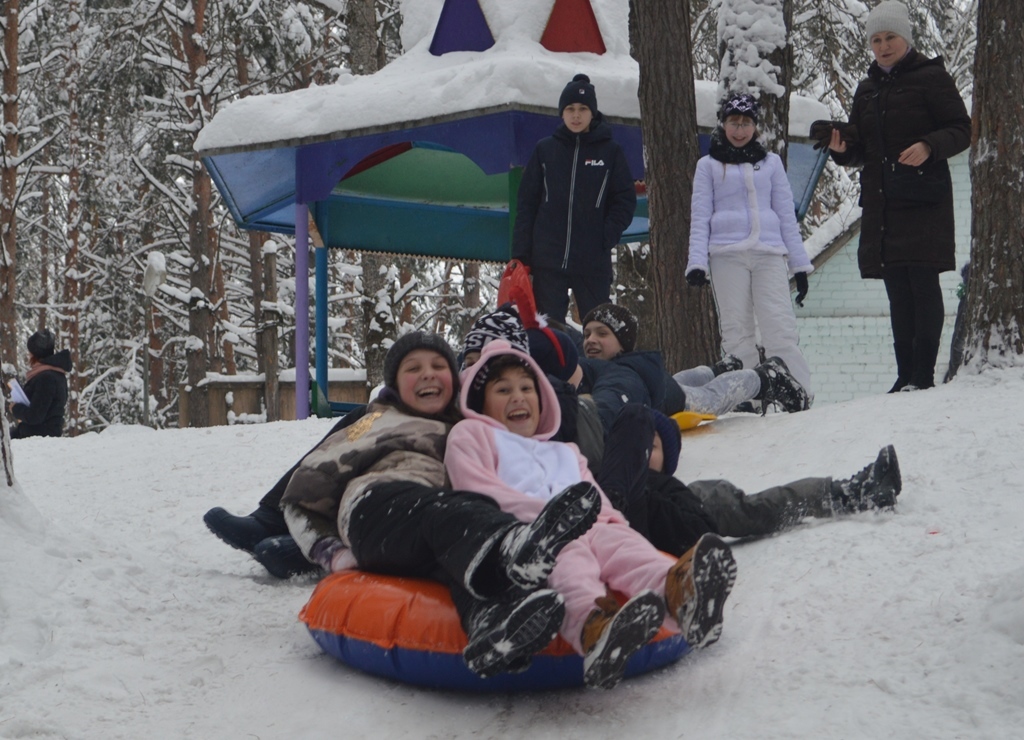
709, 250, 812, 397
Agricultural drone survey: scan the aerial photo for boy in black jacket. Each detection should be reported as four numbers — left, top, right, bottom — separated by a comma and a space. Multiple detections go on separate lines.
511, 74, 636, 322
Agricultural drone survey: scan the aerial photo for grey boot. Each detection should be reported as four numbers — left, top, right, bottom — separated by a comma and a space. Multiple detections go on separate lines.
831, 445, 902, 513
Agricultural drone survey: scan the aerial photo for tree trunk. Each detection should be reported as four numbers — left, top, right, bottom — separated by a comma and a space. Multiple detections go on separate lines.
183, 0, 216, 427
349, 0, 392, 389
0, 0, 20, 370
629, 0, 719, 370
960, 0, 1024, 368
61, 0, 82, 435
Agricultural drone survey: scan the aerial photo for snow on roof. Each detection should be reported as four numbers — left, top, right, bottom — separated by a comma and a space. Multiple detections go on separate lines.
195, 0, 827, 154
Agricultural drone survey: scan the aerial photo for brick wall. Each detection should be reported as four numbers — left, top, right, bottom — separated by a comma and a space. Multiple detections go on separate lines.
796, 151, 971, 405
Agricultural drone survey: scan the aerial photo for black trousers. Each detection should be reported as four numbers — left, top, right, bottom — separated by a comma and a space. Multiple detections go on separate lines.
531, 268, 612, 323
882, 265, 945, 389
345, 480, 521, 630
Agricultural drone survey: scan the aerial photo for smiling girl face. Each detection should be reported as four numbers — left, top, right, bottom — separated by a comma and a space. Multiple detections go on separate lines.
395, 349, 455, 417
481, 365, 540, 438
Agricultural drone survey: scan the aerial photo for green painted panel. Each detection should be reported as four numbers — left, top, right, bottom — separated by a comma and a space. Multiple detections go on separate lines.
334, 147, 510, 207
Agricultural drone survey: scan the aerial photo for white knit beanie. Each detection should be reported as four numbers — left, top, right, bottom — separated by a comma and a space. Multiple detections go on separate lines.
866, 1, 914, 45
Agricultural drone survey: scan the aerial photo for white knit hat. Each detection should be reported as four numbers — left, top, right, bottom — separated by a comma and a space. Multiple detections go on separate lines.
866, 1, 914, 45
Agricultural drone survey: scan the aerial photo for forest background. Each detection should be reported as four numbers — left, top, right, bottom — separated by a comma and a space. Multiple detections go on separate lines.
0, 0, 982, 433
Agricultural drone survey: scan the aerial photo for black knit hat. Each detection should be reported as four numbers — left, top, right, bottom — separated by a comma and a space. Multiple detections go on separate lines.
650, 409, 682, 476
720, 92, 760, 124
461, 306, 529, 365
527, 327, 578, 381
383, 331, 459, 391
558, 73, 598, 114
582, 303, 638, 354
27, 330, 55, 359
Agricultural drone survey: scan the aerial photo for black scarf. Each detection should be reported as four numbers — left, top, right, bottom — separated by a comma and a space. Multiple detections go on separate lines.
709, 127, 768, 165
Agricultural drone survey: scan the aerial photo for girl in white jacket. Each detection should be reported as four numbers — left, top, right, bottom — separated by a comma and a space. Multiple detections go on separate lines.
686, 93, 814, 400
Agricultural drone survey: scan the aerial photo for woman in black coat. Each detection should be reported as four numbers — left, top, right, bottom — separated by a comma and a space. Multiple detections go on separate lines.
826, 1, 971, 392
10, 330, 71, 438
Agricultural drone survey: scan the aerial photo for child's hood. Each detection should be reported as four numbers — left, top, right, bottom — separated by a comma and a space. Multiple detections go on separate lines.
458, 340, 562, 440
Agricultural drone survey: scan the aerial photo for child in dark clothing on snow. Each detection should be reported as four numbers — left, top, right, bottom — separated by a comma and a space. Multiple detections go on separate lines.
598, 404, 903, 557
446, 340, 738, 689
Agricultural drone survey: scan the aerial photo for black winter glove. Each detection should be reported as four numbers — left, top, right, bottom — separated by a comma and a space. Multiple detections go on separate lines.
686, 269, 709, 288
794, 272, 809, 307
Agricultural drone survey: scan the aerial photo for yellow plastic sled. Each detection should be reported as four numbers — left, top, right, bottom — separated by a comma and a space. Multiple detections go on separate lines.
671, 411, 717, 431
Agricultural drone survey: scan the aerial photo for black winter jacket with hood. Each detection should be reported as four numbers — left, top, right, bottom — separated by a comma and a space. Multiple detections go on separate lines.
832, 49, 970, 278
11, 349, 71, 438
512, 116, 637, 278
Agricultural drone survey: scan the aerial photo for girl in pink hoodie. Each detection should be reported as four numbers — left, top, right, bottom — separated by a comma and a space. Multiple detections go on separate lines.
446, 340, 738, 689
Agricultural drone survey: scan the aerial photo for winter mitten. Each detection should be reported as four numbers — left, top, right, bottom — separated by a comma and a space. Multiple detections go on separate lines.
795, 272, 809, 307
686, 269, 709, 288
308, 536, 347, 572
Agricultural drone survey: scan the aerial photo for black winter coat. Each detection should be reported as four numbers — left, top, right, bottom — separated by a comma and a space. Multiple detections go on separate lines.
11, 350, 71, 438
578, 350, 666, 432
832, 49, 971, 278
512, 117, 637, 278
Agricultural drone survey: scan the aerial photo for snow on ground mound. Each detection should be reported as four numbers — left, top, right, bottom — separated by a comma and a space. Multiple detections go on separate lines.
3, 368, 1024, 738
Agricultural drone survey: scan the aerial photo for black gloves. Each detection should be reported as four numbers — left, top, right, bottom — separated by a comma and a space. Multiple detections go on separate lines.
686, 270, 709, 288
795, 272, 809, 307
809, 120, 858, 151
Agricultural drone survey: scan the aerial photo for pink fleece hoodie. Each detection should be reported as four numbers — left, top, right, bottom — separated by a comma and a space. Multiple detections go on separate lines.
445, 340, 678, 653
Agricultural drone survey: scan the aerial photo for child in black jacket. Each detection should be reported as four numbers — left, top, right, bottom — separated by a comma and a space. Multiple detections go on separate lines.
511, 74, 636, 322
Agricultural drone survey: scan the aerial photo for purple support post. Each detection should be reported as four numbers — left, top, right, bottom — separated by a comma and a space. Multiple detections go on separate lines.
294, 203, 310, 419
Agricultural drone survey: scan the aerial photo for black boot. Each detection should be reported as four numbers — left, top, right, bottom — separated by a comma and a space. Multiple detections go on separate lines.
252, 535, 319, 578
499, 482, 601, 590
888, 341, 914, 393
204, 507, 276, 553
711, 354, 743, 376
463, 589, 565, 678
831, 445, 902, 513
754, 357, 810, 414
908, 336, 940, 390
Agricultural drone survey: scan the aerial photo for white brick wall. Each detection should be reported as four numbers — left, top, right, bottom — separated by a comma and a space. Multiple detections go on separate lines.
797, 151, 971, 405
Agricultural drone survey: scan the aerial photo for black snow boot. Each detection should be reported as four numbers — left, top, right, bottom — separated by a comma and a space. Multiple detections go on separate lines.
711, 354, 743, 376
252, 535, 319, 578
754, 356, 810, 414
888, 341, 914, 393
463, 589, 565, 678
831, 445, 902, 513
203, 507, 278, 553
499, 482, 601, 591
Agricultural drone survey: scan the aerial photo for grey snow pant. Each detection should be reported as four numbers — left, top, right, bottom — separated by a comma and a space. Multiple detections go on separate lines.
687, 477, 834, 538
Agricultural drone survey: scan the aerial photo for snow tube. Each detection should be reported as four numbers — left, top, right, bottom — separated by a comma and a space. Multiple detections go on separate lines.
299, 571, 690, 691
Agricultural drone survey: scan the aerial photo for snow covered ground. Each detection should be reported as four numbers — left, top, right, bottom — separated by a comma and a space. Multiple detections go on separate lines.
3, 367, 1024, 739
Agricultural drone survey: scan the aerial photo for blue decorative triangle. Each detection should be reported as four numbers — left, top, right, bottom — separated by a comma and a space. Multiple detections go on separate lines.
429, 0, 495, 56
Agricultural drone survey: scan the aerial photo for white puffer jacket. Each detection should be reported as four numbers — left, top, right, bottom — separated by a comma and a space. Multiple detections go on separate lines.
686, 152, 813, 276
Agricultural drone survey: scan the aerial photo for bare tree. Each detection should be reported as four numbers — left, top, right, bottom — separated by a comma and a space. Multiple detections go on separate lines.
0, 0, 21, 369
629, 0, 719, 370
959, 0, 1024, 368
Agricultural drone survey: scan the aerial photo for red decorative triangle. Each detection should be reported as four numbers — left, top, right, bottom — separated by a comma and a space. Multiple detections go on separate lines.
540, 0, 606, 54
